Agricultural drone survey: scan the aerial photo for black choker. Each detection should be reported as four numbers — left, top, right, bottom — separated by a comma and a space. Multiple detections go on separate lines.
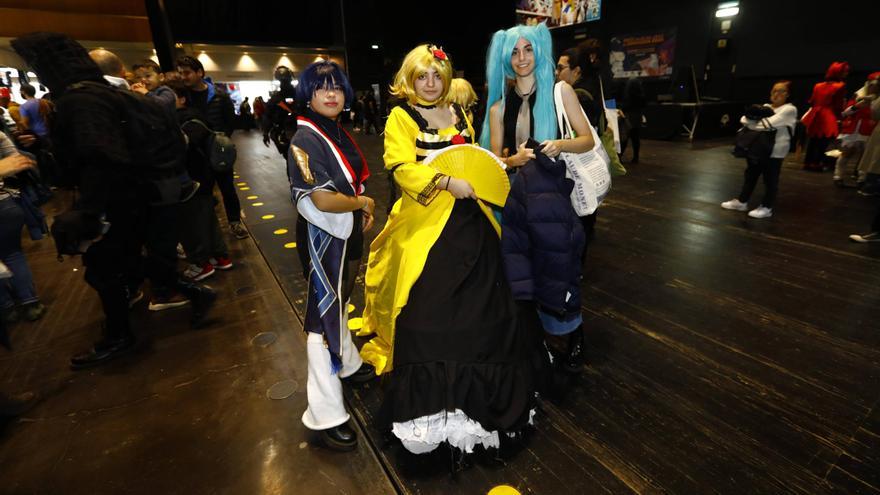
414, 102, 437, 109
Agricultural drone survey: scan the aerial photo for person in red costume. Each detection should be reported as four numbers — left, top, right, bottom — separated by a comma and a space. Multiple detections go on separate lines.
834, 72, 879, 186
802, 61, 849, 171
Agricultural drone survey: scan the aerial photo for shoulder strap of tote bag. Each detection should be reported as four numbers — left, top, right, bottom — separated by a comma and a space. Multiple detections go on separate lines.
554, 81, 575, 139
554, 81, 605, 155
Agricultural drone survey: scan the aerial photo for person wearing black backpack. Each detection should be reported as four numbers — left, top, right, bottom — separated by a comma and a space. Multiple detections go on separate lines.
177, 56, 247, 240
168, 81, 233, 282
12, 33, 218, 369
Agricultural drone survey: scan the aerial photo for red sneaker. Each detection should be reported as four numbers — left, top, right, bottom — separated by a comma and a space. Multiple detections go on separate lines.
211, 256, 233, 270
183, 262, 215, 281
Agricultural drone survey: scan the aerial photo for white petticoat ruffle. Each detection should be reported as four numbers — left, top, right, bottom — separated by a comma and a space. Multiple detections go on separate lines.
391, 409, 501, 454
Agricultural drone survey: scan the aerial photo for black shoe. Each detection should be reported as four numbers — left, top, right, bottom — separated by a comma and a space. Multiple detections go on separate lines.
229, 222, 249, 240
70, 335, 136, 370
320, 422, 358, 451
176, 278, 217, 328
448, 444, 473, 476
0, 391, 37, 417
563, 327, 585, 374
21, 301, 46, 322
342, 362, 376, 384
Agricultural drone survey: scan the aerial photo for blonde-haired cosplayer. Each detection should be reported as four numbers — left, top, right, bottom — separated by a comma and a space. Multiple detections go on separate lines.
389, 44, 453, 105
360, 44, 534, 459
448, 78, 478, 119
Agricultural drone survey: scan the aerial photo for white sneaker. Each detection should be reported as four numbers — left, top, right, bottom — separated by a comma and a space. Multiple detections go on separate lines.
721, 199, 748, 211
748, 206, 773, 219
849, 232, 880, 243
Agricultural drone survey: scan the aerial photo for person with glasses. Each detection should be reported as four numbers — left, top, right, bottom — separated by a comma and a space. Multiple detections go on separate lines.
287, 61, 376, 452
721, 81, 797, 219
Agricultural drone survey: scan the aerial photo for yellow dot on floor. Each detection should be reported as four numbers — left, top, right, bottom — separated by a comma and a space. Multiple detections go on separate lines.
240, 187, 251, 191
252, 202, 264, 206
348, 317, 363, 330
261, 214, 275, 220
273, 229, 289, 235
488, 486, 521, 495
236, 181, 247, 186
347, 303, 355, 313
246, 195, 259, 200
284, 242, 297, 249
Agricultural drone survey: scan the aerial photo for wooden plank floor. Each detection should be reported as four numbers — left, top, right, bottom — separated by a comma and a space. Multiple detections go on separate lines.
235, 128, 880, 495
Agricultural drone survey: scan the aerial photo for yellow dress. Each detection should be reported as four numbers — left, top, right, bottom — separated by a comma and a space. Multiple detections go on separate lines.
359, 104, 499, 374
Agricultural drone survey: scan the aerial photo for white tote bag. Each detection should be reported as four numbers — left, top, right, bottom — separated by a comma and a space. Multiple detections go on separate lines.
554, 82, 611, 217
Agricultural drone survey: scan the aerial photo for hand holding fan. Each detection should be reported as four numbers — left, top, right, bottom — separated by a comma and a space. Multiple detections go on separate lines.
423, 144, 510, 207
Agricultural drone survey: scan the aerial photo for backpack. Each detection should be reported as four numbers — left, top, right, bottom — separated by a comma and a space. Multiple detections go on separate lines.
67, 81, 187, 205
182, 119, 237, 173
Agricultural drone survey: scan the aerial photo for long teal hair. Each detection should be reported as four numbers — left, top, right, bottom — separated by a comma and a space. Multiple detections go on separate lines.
479, 23, 557, 149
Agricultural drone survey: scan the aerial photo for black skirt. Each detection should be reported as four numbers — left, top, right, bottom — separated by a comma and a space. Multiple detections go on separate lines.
378, 200, 535, 432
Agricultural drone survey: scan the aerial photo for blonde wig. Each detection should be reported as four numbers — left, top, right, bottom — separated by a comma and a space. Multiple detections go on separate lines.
448, 78, 478, 110
389, 44, 453, 104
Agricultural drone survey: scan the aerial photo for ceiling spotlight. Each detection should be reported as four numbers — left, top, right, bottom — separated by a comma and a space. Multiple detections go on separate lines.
371, 44, 379, 50
715, 1, 739, 18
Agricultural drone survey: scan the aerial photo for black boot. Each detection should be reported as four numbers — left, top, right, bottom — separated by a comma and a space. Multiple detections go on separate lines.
342, 362, 376, 384
448, 444, 473, 476
320, 421, 358, 451
175, 277, 217, 328
563, 327, 585, 374
70, 332, 136, 370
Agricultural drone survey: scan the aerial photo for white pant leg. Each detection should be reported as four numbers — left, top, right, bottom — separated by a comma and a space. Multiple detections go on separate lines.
301, 332, 349, 431
338, 308, 364, 378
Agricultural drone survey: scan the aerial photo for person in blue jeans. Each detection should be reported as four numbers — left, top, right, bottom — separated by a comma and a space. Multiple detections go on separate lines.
0, 147, 46, 324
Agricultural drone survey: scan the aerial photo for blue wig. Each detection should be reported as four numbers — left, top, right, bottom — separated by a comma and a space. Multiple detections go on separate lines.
479, 23, 557, 149
296, 60, 355, 112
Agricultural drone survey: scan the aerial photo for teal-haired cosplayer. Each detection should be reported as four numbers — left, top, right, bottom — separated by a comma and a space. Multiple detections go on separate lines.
479, 23, 557, 149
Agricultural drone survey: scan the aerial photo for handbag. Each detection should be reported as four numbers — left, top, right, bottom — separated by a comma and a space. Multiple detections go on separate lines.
553, 82, 612, 216
733, 118, 776, 159
598, 78, 627, 176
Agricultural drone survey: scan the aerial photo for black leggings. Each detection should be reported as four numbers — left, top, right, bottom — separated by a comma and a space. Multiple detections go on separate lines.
738, 157, 782, 208
214, 168, 241, 223
621, 126, 641, 161
804, 137, 833, 167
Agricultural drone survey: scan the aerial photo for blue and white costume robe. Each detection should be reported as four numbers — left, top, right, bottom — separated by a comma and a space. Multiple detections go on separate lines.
287, 113, 370, 430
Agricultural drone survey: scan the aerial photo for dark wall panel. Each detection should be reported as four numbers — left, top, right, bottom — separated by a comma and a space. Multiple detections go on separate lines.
164, 0, 344, 47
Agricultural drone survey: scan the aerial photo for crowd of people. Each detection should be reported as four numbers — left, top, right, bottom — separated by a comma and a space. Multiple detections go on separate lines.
0, 25, 876, 475
720, 61, 880, 240
0, 33, 260, 416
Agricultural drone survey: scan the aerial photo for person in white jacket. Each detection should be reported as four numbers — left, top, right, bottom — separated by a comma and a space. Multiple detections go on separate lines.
722, 81, 798, 219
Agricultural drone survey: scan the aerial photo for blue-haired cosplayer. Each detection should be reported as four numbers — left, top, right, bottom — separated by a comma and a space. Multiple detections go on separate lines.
286, 60, 375, 451
480, 23, 558, 154
481, 23, 597, 375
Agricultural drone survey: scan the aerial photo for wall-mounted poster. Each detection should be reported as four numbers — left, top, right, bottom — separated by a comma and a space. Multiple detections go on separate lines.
609, 29, 677, 78
516, 0, 602, 27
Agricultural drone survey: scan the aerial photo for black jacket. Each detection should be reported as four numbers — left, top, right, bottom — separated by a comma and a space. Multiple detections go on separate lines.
502, 144, 585, 317
189, 78, 235, 137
